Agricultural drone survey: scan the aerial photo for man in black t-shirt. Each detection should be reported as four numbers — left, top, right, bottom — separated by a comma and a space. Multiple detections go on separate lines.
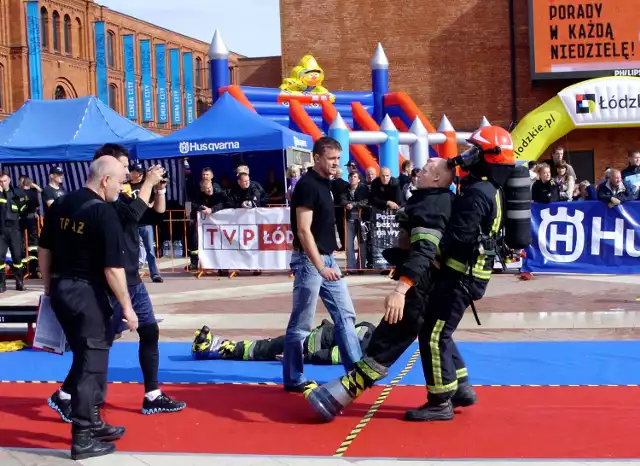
283, 137, 362, 393
38, 156, 137, 460
48, 145, 185, 426
128, 162, 163, 282
41, 166, 66, 216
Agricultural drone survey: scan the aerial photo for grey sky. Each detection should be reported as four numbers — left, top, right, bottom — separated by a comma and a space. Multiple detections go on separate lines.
96, 0, 281, 57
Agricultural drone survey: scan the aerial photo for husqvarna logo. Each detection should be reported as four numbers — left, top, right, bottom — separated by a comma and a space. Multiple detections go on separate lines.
537, 206, 640, 262
178, 141, 241, 155
538, 207, 585, 263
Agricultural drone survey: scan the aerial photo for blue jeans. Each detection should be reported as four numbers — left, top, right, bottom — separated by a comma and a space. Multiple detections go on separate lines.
111, 282, 157, 334
138, 225, 160, 278
283, 251, 362, 386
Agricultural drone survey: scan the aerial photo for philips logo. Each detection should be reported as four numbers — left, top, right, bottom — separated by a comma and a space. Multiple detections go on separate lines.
538, 207, 640, 263
178, 141, 241, 155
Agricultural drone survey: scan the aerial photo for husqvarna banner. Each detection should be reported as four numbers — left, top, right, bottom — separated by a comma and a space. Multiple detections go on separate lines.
197, 208, 293, 270
523, 201, 640, 275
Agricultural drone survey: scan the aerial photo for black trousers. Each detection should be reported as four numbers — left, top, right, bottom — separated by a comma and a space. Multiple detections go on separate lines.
231, 336, 285, 361
51, 279, 114, 428
0, 225, 25, 273
364, 268, 474, 401
21, 217, 39, 275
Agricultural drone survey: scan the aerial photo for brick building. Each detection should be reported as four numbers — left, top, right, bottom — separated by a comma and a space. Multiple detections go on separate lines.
0, 0, 282, 134
280, 0, 639, 181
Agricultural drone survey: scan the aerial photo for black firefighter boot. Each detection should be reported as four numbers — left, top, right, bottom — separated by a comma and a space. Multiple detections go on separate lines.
404, 395, 455, 422
451, 382, 477, 408
71, 424, 115, 461
15, 270, 24, 291
91, 405, 126, 442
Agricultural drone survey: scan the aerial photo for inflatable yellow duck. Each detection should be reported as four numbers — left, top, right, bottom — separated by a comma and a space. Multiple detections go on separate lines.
279, 55, 335, 102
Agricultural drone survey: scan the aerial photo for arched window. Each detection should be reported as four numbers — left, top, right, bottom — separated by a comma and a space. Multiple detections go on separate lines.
108, 84, 117, 110
0, 64, 4, 111
52, 11, 60, 52
63, 15, 71, 55
54, 85, 66, 100
75, 18, 82, 57
106, 31, 115, 68
195, 57, 202, 88
40, 7, 48, 49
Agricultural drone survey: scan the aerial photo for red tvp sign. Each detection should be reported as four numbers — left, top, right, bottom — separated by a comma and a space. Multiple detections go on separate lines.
203, 224, 294, 251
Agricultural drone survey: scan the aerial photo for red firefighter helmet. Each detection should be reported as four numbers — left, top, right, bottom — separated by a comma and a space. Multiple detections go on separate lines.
467, 126, 515, 165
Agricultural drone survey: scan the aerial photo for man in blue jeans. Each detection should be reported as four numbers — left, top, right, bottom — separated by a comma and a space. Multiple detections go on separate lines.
284, 136, 363, 393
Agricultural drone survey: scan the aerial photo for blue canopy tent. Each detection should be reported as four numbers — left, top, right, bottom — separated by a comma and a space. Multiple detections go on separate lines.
135, 92, 313, 204
0, 97, 185, 204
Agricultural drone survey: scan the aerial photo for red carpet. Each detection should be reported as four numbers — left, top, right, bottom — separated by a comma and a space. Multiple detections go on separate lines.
345, 386, 640, 458
0, 382, 382, 456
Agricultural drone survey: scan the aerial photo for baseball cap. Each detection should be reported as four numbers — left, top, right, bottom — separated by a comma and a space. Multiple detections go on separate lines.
130, 162, 144, 173
49, 166, 64, 176
345, 161, 356, 167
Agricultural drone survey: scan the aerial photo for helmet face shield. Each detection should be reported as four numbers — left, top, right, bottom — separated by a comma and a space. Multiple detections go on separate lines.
447, 146, 481, 172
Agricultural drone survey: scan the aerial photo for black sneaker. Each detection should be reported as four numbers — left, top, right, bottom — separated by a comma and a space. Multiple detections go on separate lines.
151, 276, 164, 283
284, 380, 318, 394
141, 393, 187, 415
48, 390, 72, 423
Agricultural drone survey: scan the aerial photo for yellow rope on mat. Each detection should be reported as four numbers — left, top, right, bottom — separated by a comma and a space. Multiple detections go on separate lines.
0, 341, 27, 353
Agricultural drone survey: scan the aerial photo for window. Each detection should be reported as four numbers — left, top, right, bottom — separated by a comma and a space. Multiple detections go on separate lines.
0, 65, 4, 111
52, 11, 60, 52
54, 85, 66, 100
196, 99, 210, 117
75, 18, 82, 57
195, 57, 202, 88
107, 31, 115, 68
63, 15, 71, 55
108, 84, 117, 110
40, 7, 48, 49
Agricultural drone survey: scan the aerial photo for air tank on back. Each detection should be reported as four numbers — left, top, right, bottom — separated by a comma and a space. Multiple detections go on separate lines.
504, 164, 532, 250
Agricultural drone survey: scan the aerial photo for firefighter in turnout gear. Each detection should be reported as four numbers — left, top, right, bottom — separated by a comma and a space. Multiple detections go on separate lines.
306, 126, 525, 423
191, 319, 376, 365
0, 172, 29, 291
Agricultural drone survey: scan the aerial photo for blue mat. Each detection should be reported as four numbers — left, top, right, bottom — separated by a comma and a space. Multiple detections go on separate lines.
1, 341, 639, 386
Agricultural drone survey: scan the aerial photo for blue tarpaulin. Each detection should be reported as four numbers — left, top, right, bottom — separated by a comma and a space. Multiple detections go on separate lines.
135, 92, 313, 160
0, 96, 159, 163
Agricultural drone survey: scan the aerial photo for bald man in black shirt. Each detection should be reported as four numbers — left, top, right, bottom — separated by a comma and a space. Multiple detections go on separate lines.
39, 156, 137, 460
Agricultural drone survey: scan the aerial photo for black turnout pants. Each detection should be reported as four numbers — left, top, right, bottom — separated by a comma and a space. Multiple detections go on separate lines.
0, 226, 25, 273
231, 336, 285, 361
364, 268, 472, 401
52, 278, 114, 428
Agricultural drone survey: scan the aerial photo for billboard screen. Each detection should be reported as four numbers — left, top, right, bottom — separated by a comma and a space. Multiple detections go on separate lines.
529, 0, 640, 80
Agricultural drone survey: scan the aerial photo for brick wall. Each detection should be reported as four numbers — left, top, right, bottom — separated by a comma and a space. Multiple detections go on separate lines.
238, 56, 282, 88
280, 0, 640, 174
0, 0, 250, 133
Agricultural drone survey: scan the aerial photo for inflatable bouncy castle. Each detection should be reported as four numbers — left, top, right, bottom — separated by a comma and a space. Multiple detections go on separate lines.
207, 30, 490, 178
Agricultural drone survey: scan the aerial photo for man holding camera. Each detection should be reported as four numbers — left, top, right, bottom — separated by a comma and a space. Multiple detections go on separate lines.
48, 144, 186, 423
129, 162, 163, 283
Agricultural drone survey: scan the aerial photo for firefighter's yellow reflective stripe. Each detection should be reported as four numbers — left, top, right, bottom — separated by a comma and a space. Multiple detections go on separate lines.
445, 258, 491, 280
427, 319, 457, 394
356, 360, 385, 382
330, 346, 340, 364
411, 227, 443, 240
307, 328, 321, 354
19, 205, 27, 211
0, 262, 5, 267
410, 233, 440, 245
10, 205, 17, 211
189, 250, 199, 255
27, 246, 38, 252
242, 340, 253, 360
491, 191, 502, 234
0, 199, 6, 204
456, 367, 468, 379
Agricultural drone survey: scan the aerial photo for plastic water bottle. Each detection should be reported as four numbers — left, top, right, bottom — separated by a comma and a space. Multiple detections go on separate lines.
173, 240, 183, 258
162, 240, 171, 258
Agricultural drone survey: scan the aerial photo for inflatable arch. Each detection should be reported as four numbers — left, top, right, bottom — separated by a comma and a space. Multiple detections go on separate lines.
511, 76, 640, 162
